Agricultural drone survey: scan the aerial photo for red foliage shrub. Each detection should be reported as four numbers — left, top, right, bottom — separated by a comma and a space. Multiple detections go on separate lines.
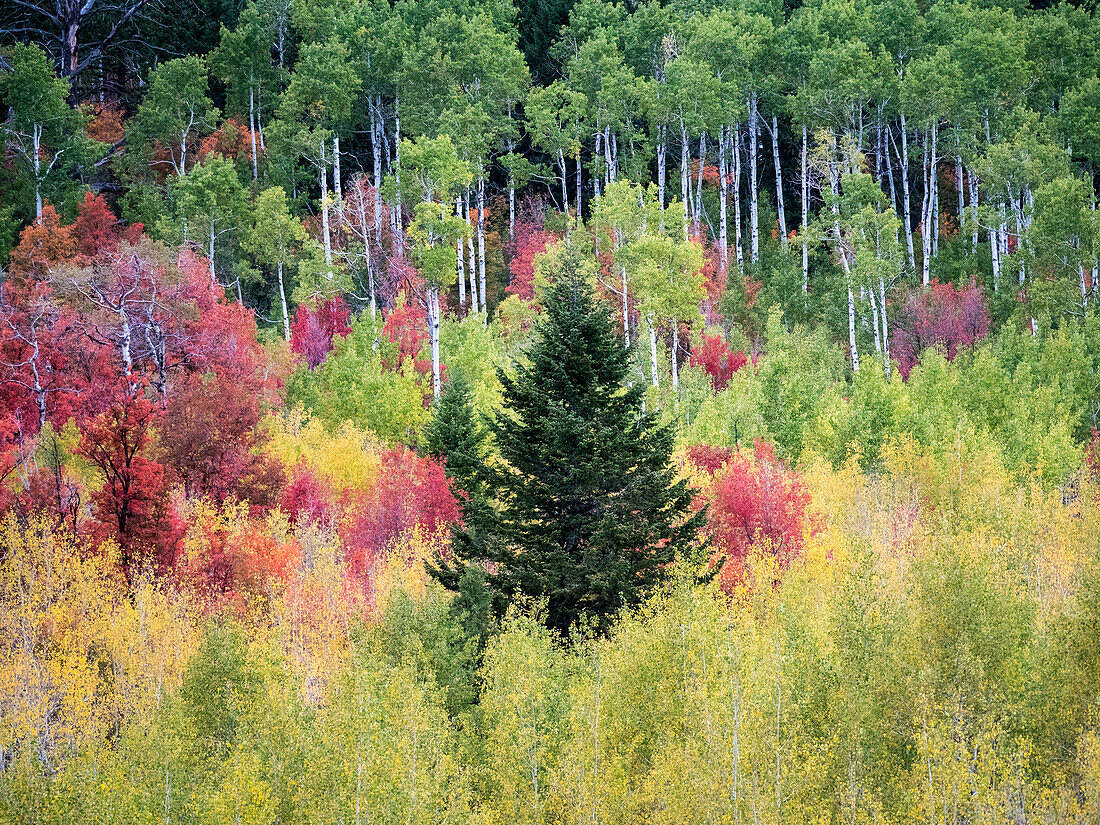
688, 440, 814, 593
70, 192, 143, 258
382, 297, 431, 375
689, 333, 747, 391
8, 206, 77, 288
281, 464, 334, 528
197, 120, 253, 163
178, 509, 300, 610
158, 370, 283, 507
289, 297, 352, 369
1086, 427, 1100, 481
506, 195, 555, 301
77, 380, 181, 575
892, 280, 990, 379
341, 448, 460, 576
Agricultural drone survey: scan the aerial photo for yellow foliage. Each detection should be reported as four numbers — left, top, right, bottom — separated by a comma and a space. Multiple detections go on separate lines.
267, 408, 384, 495
0, 515, 198, 771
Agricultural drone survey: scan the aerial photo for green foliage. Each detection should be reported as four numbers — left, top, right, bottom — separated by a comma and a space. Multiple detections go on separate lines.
0, 44, 93, 220
128, 56, 219, 175
422, 369, 487, 497
286, 314, 430, 444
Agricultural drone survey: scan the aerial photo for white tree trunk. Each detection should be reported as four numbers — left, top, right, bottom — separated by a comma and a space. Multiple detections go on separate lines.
320, 158, 333, 272
249, 85, 258, 180
429, 286, 441, 398
671, 318, 680, 394
771, 114, 787, 249
734, 126, 744, 272
372, 96, 383, 237
801, 125, 809, 294
899, 113, 915, 271
278, 260, 290, 340
457, 197, 466, 312
575, 152, 582, 219
680, 120, 691, 233
559, 149, 568, 213
333, 134, 343, 222
657, 127, 667, 208
748, 95, 760, 263
33, 124, 43, 220
478, 176, 487, 317
848, 283, 860, 373
465, 191, 477, 313
880, 276, 890, 377
695, 133, 706, 227
719, 127, 729, 273
649, 316, 660, 388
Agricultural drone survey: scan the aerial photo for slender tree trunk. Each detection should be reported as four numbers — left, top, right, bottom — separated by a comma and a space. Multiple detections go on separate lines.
696, 133, 707, 228
848, 282, 860, 372
748, 95, 760, 263
649, 316, 660, 388
278, 260, 290, 340
991, 203, 1002, 292
257, 86, 265, 151
333, 135, 343, 221
559, 149, 568, 213
801, 124, 809, 294
671, 317, 680, 393
429, 286, 441, 398
955, 154, 965, 232
575, 152, 582, 219
478, 176, 487, 316
457, 197, 466, 313
320, 158, 333, 272
899, 113, 915, 271
681, 120, 691, 232
734, 126, 744, 271
507, 137, 516, 241
968, 168, 979, 253
880, 276, 890, 377
33, 124, 43, 220
719, 127, 729, 273
372, 97, 383, 238
657, 126, 667, 208
465, 191, 477, 313
394, 100, 403, 255
869, 283, 882, 354
620, 236, 630, 349
249, 85, 258, 180
829, 160, 859, 372
771, 114, 787, 248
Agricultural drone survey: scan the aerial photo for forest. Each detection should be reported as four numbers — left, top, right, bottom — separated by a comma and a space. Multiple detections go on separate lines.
2, 0, 1100, 820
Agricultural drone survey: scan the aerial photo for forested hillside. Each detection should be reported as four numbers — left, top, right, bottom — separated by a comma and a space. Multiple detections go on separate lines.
3, 0, 1100, 821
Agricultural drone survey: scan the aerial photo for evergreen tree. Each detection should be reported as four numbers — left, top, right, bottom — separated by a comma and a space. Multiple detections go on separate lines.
430, 245, 705, 636
421, 370, 487, 503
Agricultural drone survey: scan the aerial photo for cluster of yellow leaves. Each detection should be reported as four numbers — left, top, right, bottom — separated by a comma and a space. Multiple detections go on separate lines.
0, 516, 198, 772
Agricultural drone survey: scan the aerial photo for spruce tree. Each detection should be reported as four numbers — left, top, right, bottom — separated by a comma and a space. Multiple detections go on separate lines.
430, 245, 705, 636
421, 370, 487, 502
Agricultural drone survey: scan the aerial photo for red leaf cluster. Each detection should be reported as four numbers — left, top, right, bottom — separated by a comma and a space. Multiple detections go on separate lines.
289, 297, 351, 369
687, 441, 814, 593
689, 333, 747, 391
891, 279, 990, 379
341, 447, 460, 576
77, 379, 181, 574
382, 297, 431, 375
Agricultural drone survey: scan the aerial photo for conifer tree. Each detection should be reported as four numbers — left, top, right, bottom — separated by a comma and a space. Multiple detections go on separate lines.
421, 369, 487, 503
430, 245, 705, 636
